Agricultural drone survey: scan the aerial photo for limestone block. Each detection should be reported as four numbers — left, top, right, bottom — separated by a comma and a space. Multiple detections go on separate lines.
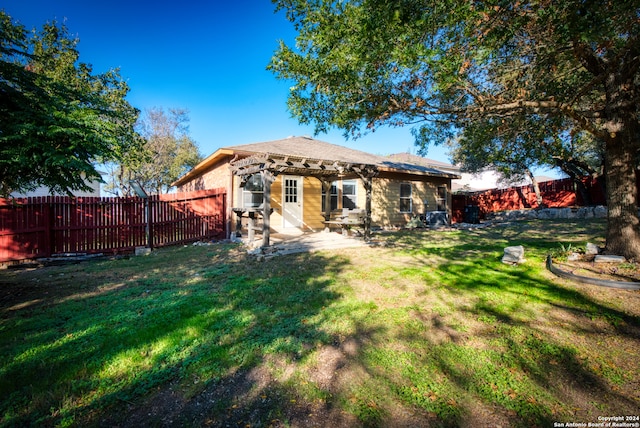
502, 245, 525, 264
135, 246, 151, 256
594, 255, 626, 263
594, 206, 607, 218
585, 242, 599, 255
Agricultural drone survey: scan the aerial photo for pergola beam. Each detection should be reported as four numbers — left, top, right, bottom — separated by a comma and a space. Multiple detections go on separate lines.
230, 153, 379, 247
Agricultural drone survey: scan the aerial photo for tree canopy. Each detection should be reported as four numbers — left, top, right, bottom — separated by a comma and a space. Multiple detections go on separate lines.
103, 107, 202, 196
270, 0, 640, 259
0, 11, 141, 197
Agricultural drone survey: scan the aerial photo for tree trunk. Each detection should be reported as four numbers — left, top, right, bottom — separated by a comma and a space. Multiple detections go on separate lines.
604, 135, 640, 259
525, 168, 544, 208
553, 158, 593, 206
602, 71, 640, 260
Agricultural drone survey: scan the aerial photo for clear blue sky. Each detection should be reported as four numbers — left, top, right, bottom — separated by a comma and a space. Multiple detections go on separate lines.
3, 0, 452, 163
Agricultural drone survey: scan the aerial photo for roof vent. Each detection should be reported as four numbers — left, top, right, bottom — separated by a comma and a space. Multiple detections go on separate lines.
302, 135, 313, 139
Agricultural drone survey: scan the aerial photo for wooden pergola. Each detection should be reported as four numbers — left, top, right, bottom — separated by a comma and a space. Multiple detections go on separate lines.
229, 152, 378, 247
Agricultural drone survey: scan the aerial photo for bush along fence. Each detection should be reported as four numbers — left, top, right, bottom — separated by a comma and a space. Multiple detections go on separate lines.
452, 175, 639, 223
0, 188, 227, 263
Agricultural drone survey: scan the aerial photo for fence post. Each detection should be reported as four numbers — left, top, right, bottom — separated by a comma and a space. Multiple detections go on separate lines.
43, 199, 54, 257
147, 197, 153, 249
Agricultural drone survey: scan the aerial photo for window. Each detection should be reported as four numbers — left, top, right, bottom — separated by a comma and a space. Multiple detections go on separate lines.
400, 183, 412, 213
342, 180, 357, 209
436, 186, 447, 211
322, 180, 358, 211
242, 174, 263, 208
322, 182, 338, 212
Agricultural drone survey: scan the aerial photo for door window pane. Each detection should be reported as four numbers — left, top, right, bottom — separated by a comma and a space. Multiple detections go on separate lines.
285, 179, 298, 203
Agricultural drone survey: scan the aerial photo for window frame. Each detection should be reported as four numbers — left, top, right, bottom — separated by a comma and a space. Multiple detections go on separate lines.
342, 179, 357, 210
322, 179, 359, 211
436, 185, 447, 211
399, 182, 412, 213
241, 173, 264, 208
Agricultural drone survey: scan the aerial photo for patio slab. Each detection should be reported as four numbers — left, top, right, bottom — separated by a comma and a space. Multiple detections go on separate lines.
246, 230, 369, 256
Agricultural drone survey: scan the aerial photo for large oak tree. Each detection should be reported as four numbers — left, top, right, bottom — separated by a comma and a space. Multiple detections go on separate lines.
269, 0, 640, 259
0, 11, 141, 197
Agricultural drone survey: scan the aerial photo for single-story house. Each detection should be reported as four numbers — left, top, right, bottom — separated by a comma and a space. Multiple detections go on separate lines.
172, 136, 460, 245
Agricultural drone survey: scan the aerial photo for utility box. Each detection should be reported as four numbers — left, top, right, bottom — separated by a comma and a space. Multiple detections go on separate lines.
464, 205, 480, 224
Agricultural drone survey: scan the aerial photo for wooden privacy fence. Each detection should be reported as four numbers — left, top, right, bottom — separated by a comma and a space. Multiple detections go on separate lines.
452, 175, 639, 222
0, 188, 226, 263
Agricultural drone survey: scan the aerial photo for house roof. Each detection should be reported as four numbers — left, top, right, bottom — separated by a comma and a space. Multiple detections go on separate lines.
386, 152, 461, 173
173, 136, 460, 187
226, 136, 385, 165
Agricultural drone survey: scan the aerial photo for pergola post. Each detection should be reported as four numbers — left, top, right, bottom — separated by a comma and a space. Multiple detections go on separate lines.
363, 175, 373, 241
353, 167, 377, 242
321, 179, 334, 231
261, 170, 276, 248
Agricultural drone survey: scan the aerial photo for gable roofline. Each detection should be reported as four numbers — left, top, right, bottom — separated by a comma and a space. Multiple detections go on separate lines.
172, 148, 235, 187
172, 137, 460, 187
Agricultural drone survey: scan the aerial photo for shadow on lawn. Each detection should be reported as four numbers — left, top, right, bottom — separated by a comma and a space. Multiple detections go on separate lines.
393, 253, 639, 426
2, 220, 638, 427
0, 245, 351, 427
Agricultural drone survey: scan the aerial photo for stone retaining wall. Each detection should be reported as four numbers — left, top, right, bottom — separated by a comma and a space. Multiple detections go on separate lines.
486, 206, 611, 221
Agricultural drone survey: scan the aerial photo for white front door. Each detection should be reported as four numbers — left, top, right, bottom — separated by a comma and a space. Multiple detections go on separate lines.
282, 176, 303, 228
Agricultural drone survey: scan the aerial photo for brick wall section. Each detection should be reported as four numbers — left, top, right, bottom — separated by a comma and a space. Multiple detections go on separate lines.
177, 157, 231, 192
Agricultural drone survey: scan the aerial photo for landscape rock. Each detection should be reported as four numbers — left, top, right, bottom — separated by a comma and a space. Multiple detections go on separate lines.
135, 247, 151, 256
586, 242, 600, 255
502, 245, 525, 264
594, 205, 608, 218
594, 255, 626, 263
567, 253, 581, 261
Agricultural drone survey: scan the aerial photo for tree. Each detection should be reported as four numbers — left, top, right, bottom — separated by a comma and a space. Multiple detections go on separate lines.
269, 0, 640, 259
104, 107, 202, 195
0, 11, 141, 197
449, 114, 604, 207
449, 116, 554, 207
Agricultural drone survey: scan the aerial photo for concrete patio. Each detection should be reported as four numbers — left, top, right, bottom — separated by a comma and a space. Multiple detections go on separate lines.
242, 229, 371, 257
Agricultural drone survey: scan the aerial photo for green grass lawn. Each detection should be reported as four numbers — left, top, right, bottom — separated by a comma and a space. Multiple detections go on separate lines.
1, 219, 638, 427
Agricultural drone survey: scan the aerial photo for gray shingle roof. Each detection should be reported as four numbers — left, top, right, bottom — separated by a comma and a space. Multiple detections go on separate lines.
225, 136, 382, 165
225, 136, 460, 179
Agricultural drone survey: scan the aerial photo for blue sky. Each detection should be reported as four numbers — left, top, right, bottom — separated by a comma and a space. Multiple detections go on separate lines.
4, 0, 451, 162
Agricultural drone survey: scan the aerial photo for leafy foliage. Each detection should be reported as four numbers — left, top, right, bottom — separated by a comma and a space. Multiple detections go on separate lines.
270, 0, 640, 258
0, 11, 142, 196
104, 107, 202, 195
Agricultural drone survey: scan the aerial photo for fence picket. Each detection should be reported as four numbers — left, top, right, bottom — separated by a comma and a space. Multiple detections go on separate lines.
0, 189, 226, 262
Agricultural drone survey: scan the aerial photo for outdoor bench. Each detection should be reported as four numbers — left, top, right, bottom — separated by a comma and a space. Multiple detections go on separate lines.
323, 209, 366, 235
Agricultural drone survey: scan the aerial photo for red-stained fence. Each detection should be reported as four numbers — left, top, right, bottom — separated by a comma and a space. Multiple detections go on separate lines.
452, 175, 639, 223
0, 188, 226, 263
